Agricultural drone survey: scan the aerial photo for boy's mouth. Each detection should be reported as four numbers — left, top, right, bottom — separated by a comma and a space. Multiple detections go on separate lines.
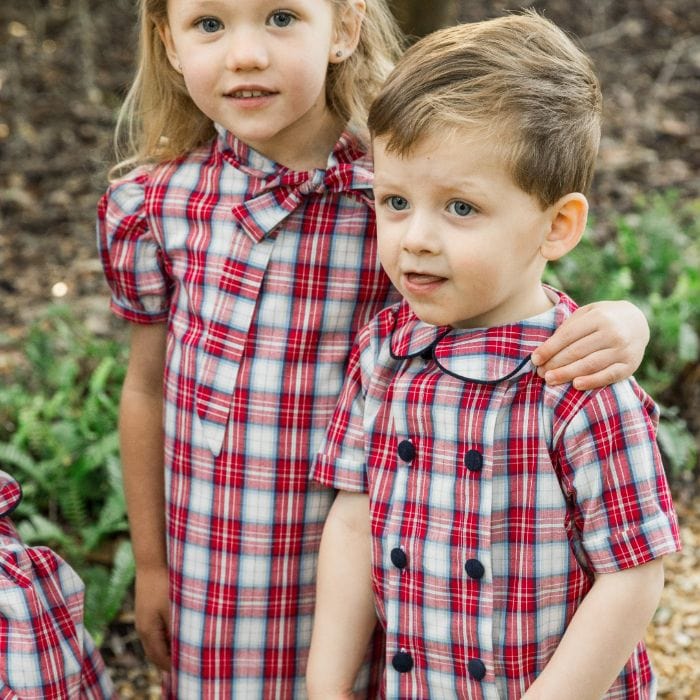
404, 272, 445, 285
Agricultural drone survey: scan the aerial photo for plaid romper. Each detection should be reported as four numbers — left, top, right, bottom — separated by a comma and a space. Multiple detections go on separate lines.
314, 291, 681, 699
98, 127, 396, 698
0, 471, 116, 699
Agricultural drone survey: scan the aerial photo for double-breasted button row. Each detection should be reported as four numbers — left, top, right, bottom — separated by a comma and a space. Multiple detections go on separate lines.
398, 442, 484, 473
390, 547, 484, 580
391, 651, 486, 680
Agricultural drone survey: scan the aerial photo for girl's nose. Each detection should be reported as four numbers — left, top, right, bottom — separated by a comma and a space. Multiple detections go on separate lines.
225, 29, 270, 71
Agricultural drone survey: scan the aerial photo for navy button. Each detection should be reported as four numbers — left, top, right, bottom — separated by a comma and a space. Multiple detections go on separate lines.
398, 440, 416, 462
465, 558, 485, 579
468, 658, 487, 681
390, 547, 408, 569
464, 449, 483, 472
392, 650, 413, 673
420, 347, 433, 361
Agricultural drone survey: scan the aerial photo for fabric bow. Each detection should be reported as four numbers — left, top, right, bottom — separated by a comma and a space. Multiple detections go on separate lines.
231, 161, 374, 242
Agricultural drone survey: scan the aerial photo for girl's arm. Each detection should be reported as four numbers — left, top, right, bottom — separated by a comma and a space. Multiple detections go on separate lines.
522, 558, 665, 700
532, 300, 649, 390
120, 321, 171, 671
307, 491, 377, 700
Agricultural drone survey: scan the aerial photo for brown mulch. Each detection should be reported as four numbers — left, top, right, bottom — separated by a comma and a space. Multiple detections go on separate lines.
647, 490, 700, 698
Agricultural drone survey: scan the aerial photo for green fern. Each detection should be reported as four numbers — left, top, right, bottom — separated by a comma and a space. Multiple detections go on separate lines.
0, 305, 134, 639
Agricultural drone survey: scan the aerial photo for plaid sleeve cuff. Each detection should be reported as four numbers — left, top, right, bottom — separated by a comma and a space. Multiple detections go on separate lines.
109, 297, 169, 324
584, 509, 682, 573
311, 454, 367, 493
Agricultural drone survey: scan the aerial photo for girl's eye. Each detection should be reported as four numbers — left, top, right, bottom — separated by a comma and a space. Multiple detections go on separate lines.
197, 17, 223, 33
448, 200, 474, 217
269, 11, 295, 28
386, 195, 409, 211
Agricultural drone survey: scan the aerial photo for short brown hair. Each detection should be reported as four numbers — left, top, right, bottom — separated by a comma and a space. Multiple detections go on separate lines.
368, 11, 602, 207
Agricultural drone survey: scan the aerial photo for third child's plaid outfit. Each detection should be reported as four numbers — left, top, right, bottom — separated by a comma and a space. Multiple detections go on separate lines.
0, 471, 115, 699
314, 290, 681, 699
98, 127, 396, 698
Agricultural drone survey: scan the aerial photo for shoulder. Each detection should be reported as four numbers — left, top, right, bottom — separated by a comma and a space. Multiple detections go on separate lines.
550, 377, 659, 453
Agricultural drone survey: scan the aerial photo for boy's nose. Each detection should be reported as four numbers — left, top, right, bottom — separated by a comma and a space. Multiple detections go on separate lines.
401, 215, 439, 255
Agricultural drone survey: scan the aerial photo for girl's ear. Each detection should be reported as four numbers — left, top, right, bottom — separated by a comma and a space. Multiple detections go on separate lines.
329, 1, 366, 64
540, 193, 588, 261
158, 21, 182, 73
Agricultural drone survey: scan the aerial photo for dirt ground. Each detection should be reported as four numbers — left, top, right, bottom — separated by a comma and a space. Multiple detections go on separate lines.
1, 0, 698, 696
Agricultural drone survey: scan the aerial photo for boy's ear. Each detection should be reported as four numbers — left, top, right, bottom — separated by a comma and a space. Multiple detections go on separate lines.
540, 193, 588, 261
158, 22, 181, 73
329, 1, 366, 63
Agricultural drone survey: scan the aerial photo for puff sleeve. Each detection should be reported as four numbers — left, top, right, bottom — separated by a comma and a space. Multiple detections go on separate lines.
96, 169, 171, 323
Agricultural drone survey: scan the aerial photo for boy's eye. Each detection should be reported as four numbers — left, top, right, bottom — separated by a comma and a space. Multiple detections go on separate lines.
448, 200, 473, 217
196, 17, 223, 33
269, 11, 295, 27
386, 195, 409, 211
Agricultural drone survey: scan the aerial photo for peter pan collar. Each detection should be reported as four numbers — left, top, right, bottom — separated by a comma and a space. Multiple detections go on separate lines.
214, 124, 370, 180
390, 287, 573, 384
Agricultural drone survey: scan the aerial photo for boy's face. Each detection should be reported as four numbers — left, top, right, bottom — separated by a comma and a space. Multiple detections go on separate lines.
373, 130, 558, 329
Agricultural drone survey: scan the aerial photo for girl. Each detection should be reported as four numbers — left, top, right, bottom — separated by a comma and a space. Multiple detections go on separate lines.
97, 1, 650, 697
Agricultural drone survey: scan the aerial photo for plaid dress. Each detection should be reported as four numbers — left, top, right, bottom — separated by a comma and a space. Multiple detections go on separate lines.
313, 291, 681, 699
0, 471, 115, 699
97, 127, 396, 698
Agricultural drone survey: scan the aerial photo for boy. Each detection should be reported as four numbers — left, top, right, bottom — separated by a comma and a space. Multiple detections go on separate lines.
306, 12, 681, 699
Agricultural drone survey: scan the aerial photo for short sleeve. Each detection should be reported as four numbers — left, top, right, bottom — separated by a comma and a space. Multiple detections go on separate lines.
312, 338, 370, 493
555, 379, 681, 573
96, 169, 171, 323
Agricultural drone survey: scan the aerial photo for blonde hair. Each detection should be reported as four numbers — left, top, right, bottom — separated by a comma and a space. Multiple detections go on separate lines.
368, 11, 602, 207
112, 0, 404, 175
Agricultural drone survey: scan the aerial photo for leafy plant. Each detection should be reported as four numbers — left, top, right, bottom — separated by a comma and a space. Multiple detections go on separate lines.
0, 305, 133, 643
547, 190, 699, 477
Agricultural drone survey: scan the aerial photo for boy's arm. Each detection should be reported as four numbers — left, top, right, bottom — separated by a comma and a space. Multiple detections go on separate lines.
532, 300, 649, 389
120, 321, 171, 671
307, 491, 377, 700
522, 558, 665, 700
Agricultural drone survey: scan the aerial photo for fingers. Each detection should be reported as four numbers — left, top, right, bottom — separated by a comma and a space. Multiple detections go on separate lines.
571, 363, 630, 391
137, 614, 172, 672
538, 349, 630, 388
531, 306, 599, 368
535, 332, 619, 374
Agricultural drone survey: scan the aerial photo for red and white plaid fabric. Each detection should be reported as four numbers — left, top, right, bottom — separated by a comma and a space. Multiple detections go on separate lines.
313, 290, 681, 699
0, 471, 115, 699
98, 126, 396, 697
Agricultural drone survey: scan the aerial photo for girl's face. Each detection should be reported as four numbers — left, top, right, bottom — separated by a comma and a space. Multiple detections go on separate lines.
161, 0, 361, 169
